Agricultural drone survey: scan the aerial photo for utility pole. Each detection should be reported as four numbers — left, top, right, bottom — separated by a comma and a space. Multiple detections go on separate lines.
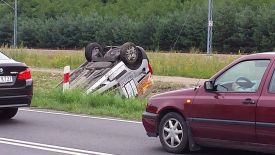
14, 0, 17, 48
0, 0, 17, 48
207, 0, 213, 54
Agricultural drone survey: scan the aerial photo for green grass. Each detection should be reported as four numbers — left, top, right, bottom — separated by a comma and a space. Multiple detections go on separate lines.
148, 52, 239, 78
1, 47, 240, 79
1, 48, 84, 69
31, 71, 184, 120
32, 71, 62, 89
32, 88, 146, 120
31, 71, 190, 120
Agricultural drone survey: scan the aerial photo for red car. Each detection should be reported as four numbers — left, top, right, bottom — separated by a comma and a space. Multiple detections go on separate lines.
143, 52, 275, 154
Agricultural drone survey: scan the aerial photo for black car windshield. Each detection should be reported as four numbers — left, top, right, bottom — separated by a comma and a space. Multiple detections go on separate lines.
0, 52, 9, 60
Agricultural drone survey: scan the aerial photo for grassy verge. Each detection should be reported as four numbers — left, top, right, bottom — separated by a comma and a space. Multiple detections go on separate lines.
33, 89, 147, 120
148, 53, 238, 78
32, 71, 185, 120
1, 48, 240, 79
1, 48, 84, 69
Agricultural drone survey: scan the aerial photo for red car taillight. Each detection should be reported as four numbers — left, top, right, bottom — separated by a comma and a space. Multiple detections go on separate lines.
17, 68, 31, 80
148, 64, 153, 74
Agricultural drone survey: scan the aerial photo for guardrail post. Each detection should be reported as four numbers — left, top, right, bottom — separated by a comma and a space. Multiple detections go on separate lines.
63, 66, 70, 92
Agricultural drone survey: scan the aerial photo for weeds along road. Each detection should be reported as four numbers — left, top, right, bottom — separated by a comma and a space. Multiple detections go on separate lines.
0, 109, 264, 155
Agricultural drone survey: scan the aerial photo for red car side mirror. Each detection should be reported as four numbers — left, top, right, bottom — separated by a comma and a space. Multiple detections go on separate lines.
204, 81, 214, 91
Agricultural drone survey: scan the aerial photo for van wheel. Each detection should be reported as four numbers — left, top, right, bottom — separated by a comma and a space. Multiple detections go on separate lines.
0, 108, 18, 120
120, 42, 142, 70
85, 43, 103, 62
159, 112, 189, 153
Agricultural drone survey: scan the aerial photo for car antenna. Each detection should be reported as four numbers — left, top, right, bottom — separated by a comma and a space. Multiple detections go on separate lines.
194, 79, 201, 91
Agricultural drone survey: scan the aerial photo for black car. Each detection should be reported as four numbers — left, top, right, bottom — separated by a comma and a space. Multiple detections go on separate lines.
0, 51, 33, 120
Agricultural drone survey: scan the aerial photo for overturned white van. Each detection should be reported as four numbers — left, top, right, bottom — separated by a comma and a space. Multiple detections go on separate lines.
68, 42, 153, 98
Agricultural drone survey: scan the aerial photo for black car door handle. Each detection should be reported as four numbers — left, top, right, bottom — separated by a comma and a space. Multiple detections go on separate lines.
243, 98, 255, 104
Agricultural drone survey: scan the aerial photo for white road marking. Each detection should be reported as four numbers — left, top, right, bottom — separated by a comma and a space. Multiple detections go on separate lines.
19, 108, 141, 124
0, 140, 87, 155
0, 137, 114, 155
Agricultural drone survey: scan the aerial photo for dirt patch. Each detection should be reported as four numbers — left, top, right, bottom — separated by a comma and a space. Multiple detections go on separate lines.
31, 67, 207, 86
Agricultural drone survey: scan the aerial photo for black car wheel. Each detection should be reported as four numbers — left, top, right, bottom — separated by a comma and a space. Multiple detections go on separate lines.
0, 108, 18, 120
120, 42, 142, 70
85, 43, 103, 62
159, 112, 189, 153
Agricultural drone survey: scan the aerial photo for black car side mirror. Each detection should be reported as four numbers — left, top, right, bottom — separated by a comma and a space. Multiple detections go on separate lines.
204, 81, 214, 91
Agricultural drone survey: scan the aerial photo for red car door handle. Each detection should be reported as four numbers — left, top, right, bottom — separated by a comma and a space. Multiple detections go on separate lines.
243, 98, 255, 104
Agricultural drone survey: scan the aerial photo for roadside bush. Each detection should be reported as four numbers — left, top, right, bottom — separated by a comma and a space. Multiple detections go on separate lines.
0, 0, 274, 53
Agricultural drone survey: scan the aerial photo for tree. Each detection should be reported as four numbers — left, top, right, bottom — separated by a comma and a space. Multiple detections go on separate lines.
0, 14, 13, 45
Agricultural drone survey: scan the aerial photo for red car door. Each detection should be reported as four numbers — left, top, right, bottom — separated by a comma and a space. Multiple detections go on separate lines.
189, 59, 271, 142
256, 62, 275, 145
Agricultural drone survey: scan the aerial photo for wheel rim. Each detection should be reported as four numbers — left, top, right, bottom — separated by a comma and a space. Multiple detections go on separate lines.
92, 47, 100, 54
92, 47, 102, 57
162, 118, 184, 148
125, 46, 137, 63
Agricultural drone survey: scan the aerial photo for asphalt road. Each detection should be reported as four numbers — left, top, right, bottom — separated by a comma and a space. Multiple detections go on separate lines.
0, 108, 268, 155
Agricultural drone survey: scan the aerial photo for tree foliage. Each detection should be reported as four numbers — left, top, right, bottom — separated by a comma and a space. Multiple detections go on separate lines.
0, 0, 274, 53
